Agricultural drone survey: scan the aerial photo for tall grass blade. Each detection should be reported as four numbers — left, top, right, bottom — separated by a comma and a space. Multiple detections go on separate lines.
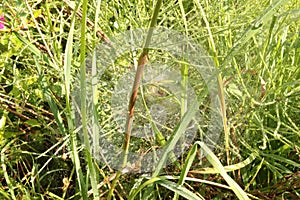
173, 143, 197, 200
63, 2, 88, 199
79, 0, 99, 198
152, 99, 199, 177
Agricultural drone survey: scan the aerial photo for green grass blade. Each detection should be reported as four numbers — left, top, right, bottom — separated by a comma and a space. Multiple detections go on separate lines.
197, 142, 250, 200
79, 0, 99, 199
173, 143, 197, 200
224, 0, 290, 63
1, 140, 17, 200
158, 179, 205, 200
191, 153, 257, 174
152, 99, 199, 177
14, 33, 55, 69
35, 57, 66, 135
129, 176, 204, 200
260, 153, 300, 168
63, 2, 88, 199
194, 0, 230, 164
129, 177, 162, 200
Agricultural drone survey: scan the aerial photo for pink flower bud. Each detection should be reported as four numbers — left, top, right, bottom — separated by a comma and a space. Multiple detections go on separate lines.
0, 13, 4, 21
0, 13, 5, 29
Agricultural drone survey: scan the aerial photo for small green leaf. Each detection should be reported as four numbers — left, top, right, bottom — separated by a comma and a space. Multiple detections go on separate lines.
25, 119, 41, 128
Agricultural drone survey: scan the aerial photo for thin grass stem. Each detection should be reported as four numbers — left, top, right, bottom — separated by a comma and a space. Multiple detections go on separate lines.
107, 0, 163, 199
195, 0, 230, 165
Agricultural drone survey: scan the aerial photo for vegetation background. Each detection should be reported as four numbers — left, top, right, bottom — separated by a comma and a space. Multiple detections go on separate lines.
0, 0, 299, 199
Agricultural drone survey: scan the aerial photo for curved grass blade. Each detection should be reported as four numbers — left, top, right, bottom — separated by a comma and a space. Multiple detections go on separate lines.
173, 142, 198, 200
197, 142, 250, 200
129, 176, 204, 200
190, 153, 257, 174
158, 179, 205, 200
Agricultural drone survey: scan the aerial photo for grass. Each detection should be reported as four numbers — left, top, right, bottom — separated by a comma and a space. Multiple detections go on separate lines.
0, 0, 299, 199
